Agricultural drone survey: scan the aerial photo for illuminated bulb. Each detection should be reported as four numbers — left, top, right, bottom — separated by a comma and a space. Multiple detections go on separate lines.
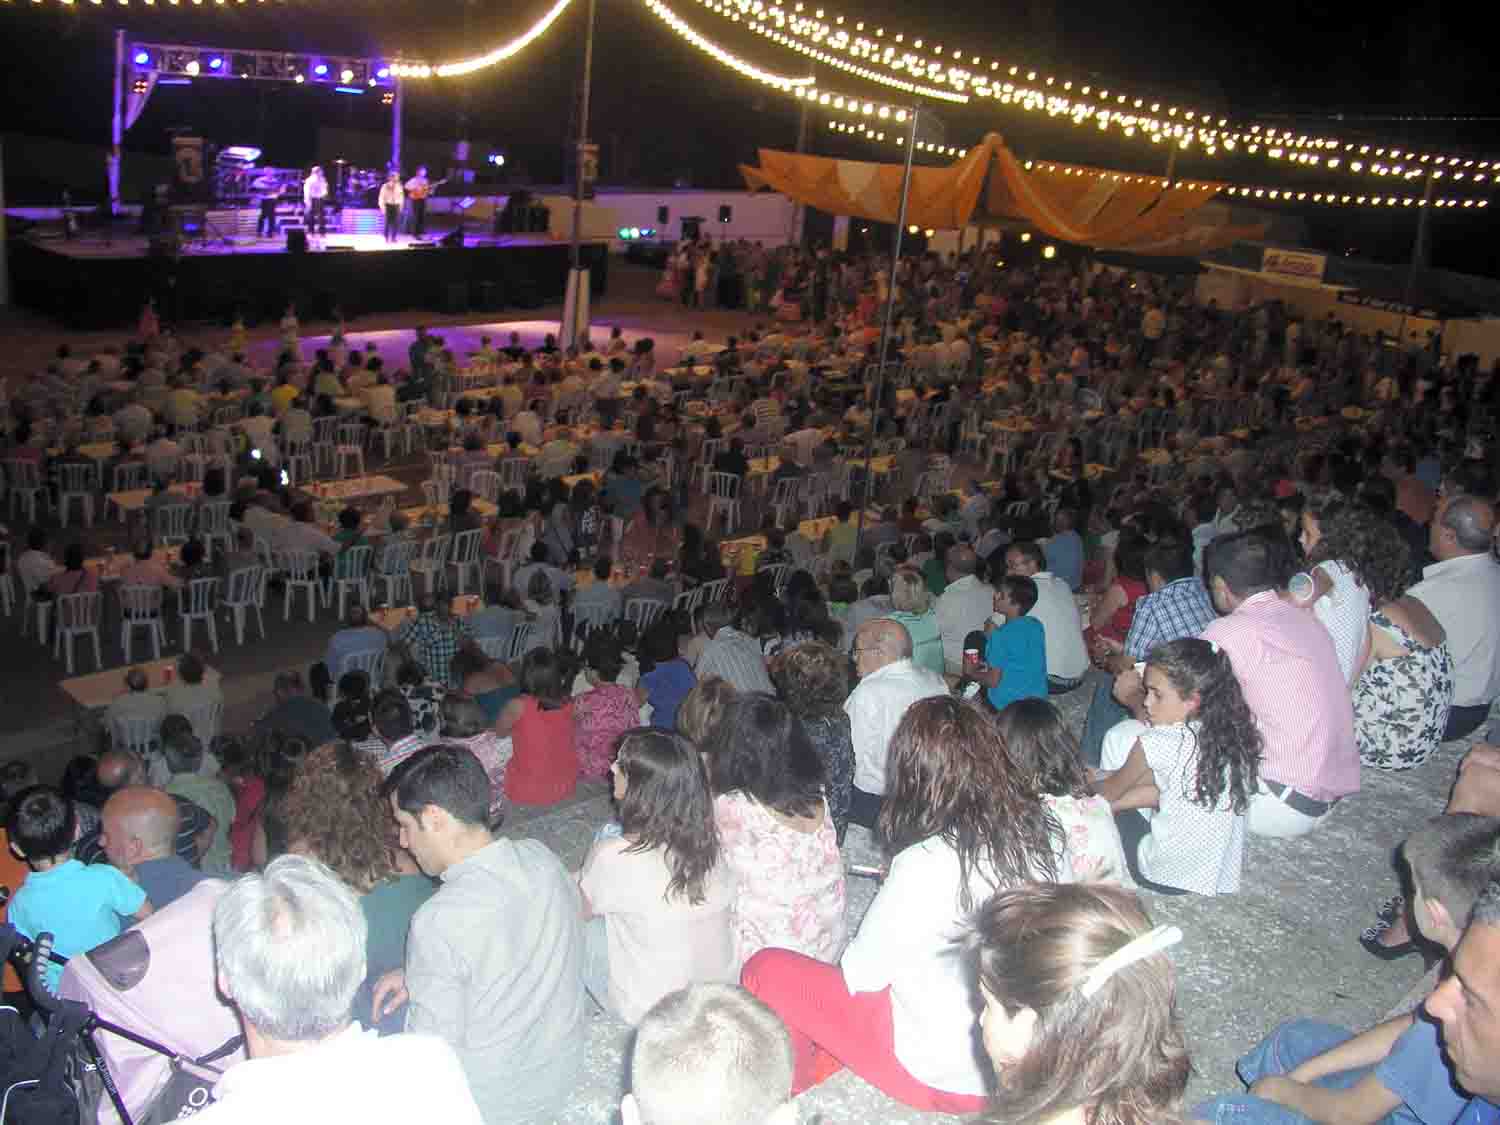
1020, 232, 1031, 242
1042, 245, 1056, 259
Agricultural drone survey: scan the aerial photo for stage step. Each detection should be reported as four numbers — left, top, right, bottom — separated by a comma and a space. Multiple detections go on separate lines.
204, 208, 386, 242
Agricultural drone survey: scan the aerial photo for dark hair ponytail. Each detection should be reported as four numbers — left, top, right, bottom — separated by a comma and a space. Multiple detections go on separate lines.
1147, 638, 1261, 813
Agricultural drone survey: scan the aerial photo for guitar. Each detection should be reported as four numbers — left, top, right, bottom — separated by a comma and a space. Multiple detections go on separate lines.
405, 177, 449, 202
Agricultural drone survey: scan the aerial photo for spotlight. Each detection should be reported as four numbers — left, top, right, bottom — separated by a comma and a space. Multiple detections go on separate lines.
313, 63, 329, 77
376, 66, 391, 79
133, 49, 151, 66
185, 60, 200, 76
1042, 245, 1057, 259
208, 56, 223, 70
340, 68, 354, 82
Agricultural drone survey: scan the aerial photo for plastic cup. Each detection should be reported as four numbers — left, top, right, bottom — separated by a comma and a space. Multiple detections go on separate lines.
963, 648, 980, 671
162, 664, 175, 684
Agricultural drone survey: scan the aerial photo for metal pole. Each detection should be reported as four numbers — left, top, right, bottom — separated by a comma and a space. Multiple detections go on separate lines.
110, 28, 124, 215
391, 78, 404, 173
564, 0, 598, 347
785, 96, 808, 247
1396, 170, 1436, 349
853, 106, 919, 561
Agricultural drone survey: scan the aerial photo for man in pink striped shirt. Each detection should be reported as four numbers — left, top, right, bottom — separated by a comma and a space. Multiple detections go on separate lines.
1201, 529, 1359, 839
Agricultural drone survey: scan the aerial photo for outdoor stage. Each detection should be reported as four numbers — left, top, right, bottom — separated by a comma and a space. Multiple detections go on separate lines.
7, 214, 609, 331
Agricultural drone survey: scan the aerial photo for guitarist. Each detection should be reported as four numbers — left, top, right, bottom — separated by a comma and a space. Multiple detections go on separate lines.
404, 165, 445, 238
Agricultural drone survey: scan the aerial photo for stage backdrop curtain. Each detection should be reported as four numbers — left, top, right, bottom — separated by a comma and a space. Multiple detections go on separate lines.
741, 132, 1263, 255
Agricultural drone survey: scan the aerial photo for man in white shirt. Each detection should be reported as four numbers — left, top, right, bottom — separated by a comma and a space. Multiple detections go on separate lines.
844, 619, 949, 830
194, 854, 481, 1125
14, 527, 59, 595
105, 666, 168, 738
362, 373, 399, 424
377, 171, 404, 244
1004, 540, 1090, 692
272, 501, 338, 557
1409, 495, 1500, 739
783, 425, 826, 467
934, 546, 995, 676
373, 746, 585, 1125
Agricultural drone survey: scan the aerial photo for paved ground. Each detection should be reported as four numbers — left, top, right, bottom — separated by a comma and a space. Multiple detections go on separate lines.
0, 266, 1464, 1121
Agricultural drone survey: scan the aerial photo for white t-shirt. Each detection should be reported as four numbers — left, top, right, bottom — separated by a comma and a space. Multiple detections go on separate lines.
842, 837, 1038, 1097
1135, 721, 1247, 896
578, 837, 736, 1025
196, 1026, 481, 1124
1310, 560, 1372, 687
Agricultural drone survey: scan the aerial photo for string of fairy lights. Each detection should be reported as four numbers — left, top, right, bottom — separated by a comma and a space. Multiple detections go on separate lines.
12, 0, 1497, 208
689, 0, 1500, 185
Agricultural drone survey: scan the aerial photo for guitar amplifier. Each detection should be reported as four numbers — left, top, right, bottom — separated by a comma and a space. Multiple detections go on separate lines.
285, 228, 308, 254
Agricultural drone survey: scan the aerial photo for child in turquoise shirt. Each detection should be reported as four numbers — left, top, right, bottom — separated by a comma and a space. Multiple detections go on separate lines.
6, 786, 153, 990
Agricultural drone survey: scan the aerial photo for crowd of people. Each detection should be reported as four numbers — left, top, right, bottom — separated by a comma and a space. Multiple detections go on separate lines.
3, 237, 1500, 1124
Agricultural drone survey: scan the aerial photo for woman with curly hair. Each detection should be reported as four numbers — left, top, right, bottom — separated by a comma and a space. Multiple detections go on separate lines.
963, 882, 1188, 1125
742, 695, 1059, 1112
675, 675, 735, 745
700, 694, 846, 969
768, 642, 854, 841
577, 729, 735, 1024
1095, 637, 1262, 896
1307, 502, 1452, 772
276, 740, 436, 1033
1292, 496, 1374, 685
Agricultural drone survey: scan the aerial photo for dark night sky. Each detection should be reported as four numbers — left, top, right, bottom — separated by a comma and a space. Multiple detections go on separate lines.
3, 0, 1496, 273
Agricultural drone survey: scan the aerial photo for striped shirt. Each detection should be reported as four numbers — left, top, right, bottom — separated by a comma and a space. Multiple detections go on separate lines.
1200, 591, 1359, 802
695, 627, 774, 694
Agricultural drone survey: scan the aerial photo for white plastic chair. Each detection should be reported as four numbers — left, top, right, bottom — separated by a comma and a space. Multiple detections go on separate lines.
706, 472, 743, 534
54, 590, 104, 674
499, 458, 530, 494
111, 461, 149, 493
282, 438, 316, 486
624, 597, 668, 632
183, 701, 223, 746
470, 469, 503, 507
768, 475, 802, 528
335, 422, 367, 479
223, 565, 266, 644
757, 562, 793, 596
484, 527, 523, 594
57, 462, 99, 528
119, 583, 166, 663
0, 541, 14, 617
111, 713, 162, 760
573, 601, 618, 649
5, 459, 45, 524
505, 621, 535, 661
698, 577, 731, 605
155, 503, 196, 547
333, 544, 374, 617
672, 587, 703, 614
198, 500, 234, 560
409, 534, 452, 597
280, 549, 325, 622
334, 646, 387, 688
448, 529, 484, 597
177, 576, 221, 653
372, 539, 418, 607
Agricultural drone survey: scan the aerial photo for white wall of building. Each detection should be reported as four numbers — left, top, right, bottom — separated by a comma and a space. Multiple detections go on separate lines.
598, 190, 796, 249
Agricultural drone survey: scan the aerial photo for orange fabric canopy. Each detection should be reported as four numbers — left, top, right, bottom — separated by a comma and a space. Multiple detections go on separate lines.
740, 132, 1266, 254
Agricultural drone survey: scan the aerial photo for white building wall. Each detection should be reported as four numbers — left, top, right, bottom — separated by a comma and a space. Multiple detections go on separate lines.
597, 190, 796, 249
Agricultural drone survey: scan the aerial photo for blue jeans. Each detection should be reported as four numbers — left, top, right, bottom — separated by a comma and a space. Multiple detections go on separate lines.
1081, 674, 1129, 768
1193, 1020, 1413, 1125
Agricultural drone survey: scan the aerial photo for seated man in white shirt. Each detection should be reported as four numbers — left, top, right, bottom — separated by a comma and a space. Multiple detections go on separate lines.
1004, 539, 1091, 693
105, 666, 168, 739
194, 854, 481, 1124
844, 619, 949, 830
624, 984, 795, 1125
934, 546, 995, 676
272, 500, 339, 558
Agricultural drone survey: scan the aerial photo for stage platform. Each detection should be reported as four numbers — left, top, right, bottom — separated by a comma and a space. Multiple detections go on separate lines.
7, 219, 609, 330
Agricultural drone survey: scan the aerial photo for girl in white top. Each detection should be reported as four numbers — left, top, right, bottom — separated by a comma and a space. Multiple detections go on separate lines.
577, 729, 736, 1025
965, 882, 1189, 1125
741, 696, 1063, 1112
1295, 497, 1373, 685
1095, 638, 1263, 896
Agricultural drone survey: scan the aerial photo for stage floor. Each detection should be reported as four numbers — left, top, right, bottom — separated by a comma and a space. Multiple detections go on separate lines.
30, 230, 561, 260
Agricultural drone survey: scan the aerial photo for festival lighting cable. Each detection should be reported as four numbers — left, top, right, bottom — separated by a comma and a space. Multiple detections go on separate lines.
693, 0, 1498, 185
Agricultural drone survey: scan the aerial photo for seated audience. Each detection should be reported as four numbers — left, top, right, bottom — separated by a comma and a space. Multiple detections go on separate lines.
973, 575, 1048, 712
497, 648, 579, 806
886, 566, 945, 675
575, 631, 646, 779
100, 785, 210, 910
769, 641, 855, 843
700, 694, 847, 968
640, 618, 696, 731
578, 729, 736, 1024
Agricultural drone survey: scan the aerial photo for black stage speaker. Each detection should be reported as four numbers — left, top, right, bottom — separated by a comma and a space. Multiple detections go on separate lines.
439, 228, 464, 248
657, 204, 670, 224
718, 204, 733, 223
285, 228, 308, 254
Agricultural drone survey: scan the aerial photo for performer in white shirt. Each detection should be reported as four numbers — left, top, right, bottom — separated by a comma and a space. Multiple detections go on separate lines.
302, 166, 329, 237
378, 171, 404, 244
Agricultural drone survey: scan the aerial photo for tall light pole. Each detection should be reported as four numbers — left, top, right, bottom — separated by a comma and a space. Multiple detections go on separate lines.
853, 105, 919, 559
562, 0, 599, 349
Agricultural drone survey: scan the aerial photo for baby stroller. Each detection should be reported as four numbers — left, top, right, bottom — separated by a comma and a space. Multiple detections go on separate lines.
2, 880, 243, 1124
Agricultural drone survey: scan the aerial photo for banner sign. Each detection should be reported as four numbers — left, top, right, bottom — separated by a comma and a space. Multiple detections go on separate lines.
1336, 290, 1443, 320
1261, 248, 1327, 282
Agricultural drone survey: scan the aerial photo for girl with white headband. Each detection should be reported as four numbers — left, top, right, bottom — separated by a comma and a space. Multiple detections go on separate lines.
965, 882, 1189, 1125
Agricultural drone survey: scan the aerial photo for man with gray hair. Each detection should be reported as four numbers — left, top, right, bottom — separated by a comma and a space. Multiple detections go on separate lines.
623, 983, 796, 1125
844, 619, 948, 830
1409, 494, 1500, 739
194, 855, 481, 1123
